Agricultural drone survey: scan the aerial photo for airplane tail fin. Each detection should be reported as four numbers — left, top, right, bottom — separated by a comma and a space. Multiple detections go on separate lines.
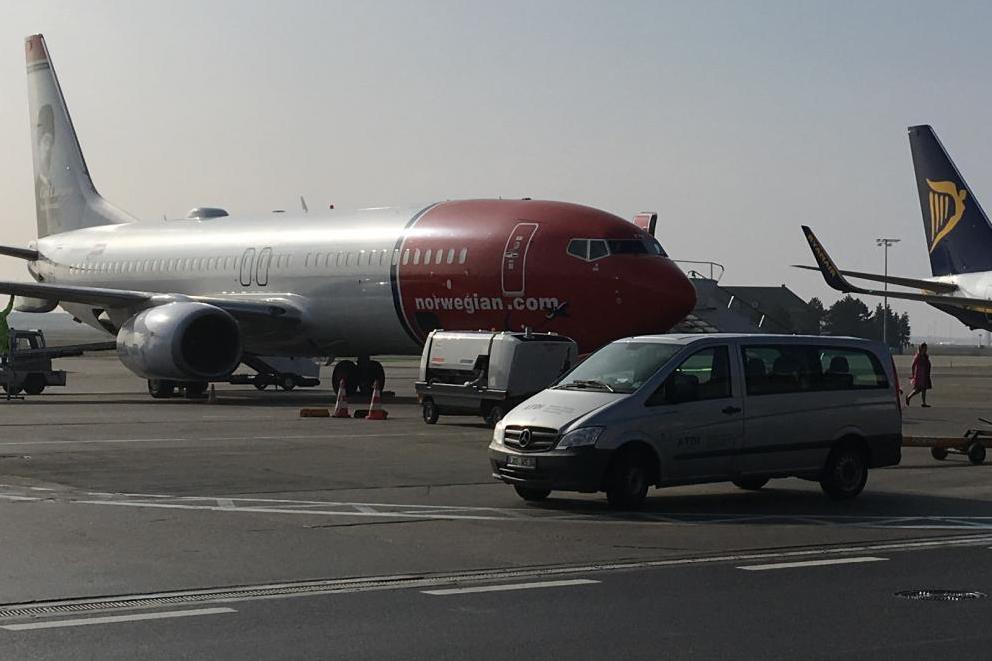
908, 124, 992, 276
25, 34, 134, 238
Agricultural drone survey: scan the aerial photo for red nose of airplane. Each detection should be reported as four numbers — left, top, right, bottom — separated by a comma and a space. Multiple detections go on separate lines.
605, 252, 697, 342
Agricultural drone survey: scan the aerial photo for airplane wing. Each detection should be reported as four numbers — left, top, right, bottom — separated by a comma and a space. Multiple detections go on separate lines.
799, 226, 992, 311
0, 280, 301, 321
791, 264, 959, 294
0, 245, 39, 260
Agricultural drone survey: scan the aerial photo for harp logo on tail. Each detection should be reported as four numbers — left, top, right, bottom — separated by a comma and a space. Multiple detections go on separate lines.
927, 179, 967, 253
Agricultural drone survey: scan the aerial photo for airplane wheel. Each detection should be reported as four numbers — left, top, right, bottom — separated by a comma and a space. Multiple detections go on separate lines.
968, 442, 986, 465
332, 361, 359, 395
184, 382, 208, 399
147, 379, 176, 399
358, 361, 386, 395
930, 447, 948, 461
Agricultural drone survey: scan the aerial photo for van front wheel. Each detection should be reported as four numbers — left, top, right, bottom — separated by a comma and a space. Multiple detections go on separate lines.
605, 453, 650, 510
513, 485, 550, 502
820, 444, 868, 500
732, 477, 769, 491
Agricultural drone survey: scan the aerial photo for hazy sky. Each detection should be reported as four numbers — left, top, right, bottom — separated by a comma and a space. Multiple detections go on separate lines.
3, 0, 992, 339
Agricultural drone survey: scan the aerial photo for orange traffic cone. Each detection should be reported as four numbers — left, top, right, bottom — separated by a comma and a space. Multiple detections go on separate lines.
331, 378, 351, 418
365, 381, 388, 420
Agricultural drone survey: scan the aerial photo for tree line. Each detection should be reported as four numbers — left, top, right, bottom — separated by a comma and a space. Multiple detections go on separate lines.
805, 295, 911, 350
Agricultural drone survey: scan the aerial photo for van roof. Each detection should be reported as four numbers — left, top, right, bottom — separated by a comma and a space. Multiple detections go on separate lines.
620, 333, 881, 346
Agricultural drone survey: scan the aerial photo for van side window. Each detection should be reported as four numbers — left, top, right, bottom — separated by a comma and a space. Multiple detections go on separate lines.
743, 345, 888, 395
742, 345, 817, 395
648, 346, 731, 405
819, 348, 889, 390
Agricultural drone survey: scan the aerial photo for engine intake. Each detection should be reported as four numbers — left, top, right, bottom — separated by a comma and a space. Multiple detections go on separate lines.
117, 302, 241, 380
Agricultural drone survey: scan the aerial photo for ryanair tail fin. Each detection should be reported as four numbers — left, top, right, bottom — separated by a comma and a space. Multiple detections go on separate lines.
25, 34, 134, 238
908, 125, 992, 276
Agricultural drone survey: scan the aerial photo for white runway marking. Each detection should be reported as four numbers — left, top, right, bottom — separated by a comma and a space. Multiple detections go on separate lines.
0, 432, 444, 447
423, 579, 600, 595
1, 607, 236, 631
738, 556, 888, 571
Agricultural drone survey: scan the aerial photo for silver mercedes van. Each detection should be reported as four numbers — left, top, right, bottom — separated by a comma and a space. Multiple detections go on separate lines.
489, 334, 902, 509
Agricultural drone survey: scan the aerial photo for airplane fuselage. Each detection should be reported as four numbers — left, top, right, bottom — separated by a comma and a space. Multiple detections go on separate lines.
28, 198, 696, 357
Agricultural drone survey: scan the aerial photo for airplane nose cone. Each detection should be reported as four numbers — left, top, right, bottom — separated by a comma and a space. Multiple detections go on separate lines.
658, 259, 696, 329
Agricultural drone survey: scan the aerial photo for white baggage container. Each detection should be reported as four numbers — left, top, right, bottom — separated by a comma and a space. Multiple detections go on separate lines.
415, 330, 577, 427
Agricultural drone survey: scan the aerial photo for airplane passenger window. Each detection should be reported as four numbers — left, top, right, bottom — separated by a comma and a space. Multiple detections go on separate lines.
446, 248, 455, 264
346, 252, 353, 267
379, 251, 386, 266
588, 240, 609, 260
434, 249, 443, 265
424, 249, 432, 265
392, 249, 399, 266
414, 249, 421, 265
567, 239, 588, 259
402, 249, 410, 265
459, 248, 468, 264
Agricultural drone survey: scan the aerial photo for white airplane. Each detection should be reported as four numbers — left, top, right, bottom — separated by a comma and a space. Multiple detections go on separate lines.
800, 124, 992, 332
0, 35, 695, 398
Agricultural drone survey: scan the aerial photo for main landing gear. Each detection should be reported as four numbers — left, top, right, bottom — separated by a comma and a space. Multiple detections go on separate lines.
331, 356, 385, 396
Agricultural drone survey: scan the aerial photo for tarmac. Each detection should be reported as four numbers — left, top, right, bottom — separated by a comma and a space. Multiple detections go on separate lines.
1, 351, 991, 659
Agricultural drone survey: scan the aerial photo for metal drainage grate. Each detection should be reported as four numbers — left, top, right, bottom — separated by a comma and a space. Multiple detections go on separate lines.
895, 590, 987, 602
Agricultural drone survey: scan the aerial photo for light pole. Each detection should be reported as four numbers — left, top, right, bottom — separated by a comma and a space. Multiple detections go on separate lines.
876, 237, 901, 346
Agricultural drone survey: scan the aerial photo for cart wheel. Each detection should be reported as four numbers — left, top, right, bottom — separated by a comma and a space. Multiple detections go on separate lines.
253, 381, 268, 391
279, 374, 297, 392
930, 447, 948, 461
968, 442, 986, 465
485, 404, 505, 429
23, 374, 46, 396
422, 400, 439, 424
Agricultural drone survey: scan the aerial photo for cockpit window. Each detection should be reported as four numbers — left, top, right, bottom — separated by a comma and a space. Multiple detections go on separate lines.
567, 239, 588, 259
646, 236, 667, 256
606, 239, 648, 255
568, 237, 664, 261
588, 240, 609, 260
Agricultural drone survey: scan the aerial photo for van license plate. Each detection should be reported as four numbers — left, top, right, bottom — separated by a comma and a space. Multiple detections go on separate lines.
507, 455, 536, 469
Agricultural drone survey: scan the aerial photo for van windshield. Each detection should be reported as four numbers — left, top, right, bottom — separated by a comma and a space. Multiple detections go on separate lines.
556, 342, 681, 394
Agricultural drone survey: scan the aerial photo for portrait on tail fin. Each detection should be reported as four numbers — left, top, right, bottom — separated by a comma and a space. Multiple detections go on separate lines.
34, 103, 55, 237
926, 179, 967, 253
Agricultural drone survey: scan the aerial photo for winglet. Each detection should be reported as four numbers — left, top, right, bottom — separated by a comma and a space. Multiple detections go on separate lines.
800, 226, 864, 294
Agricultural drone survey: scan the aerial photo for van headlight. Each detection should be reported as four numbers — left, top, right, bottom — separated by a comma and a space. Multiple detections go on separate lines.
557, 427, 604, 449
492, 420, 507, 446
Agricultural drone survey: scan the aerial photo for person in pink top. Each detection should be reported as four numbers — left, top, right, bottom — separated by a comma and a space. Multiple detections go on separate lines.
906, 342, 932, 408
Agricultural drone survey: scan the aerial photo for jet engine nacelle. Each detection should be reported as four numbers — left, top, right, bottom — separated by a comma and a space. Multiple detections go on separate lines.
116, 302, 241, 380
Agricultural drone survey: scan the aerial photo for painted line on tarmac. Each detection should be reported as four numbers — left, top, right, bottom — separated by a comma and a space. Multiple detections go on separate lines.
422, 579, 600, 595
0, 432, 443, 447
738, 556, 888, 571
0, 535, 989, 618
1, 607, 236, 631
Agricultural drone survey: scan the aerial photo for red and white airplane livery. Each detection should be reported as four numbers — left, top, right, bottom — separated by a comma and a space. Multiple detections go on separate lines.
0, 35, 695, 397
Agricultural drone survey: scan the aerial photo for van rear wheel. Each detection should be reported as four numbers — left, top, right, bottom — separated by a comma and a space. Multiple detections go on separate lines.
820, 444, 868, 500
513, 485, 550, 502
732, 477, 769, 491
605, 452, 650, 510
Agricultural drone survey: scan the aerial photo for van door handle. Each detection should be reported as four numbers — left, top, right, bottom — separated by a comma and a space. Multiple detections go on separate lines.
722, 406, 742, 415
